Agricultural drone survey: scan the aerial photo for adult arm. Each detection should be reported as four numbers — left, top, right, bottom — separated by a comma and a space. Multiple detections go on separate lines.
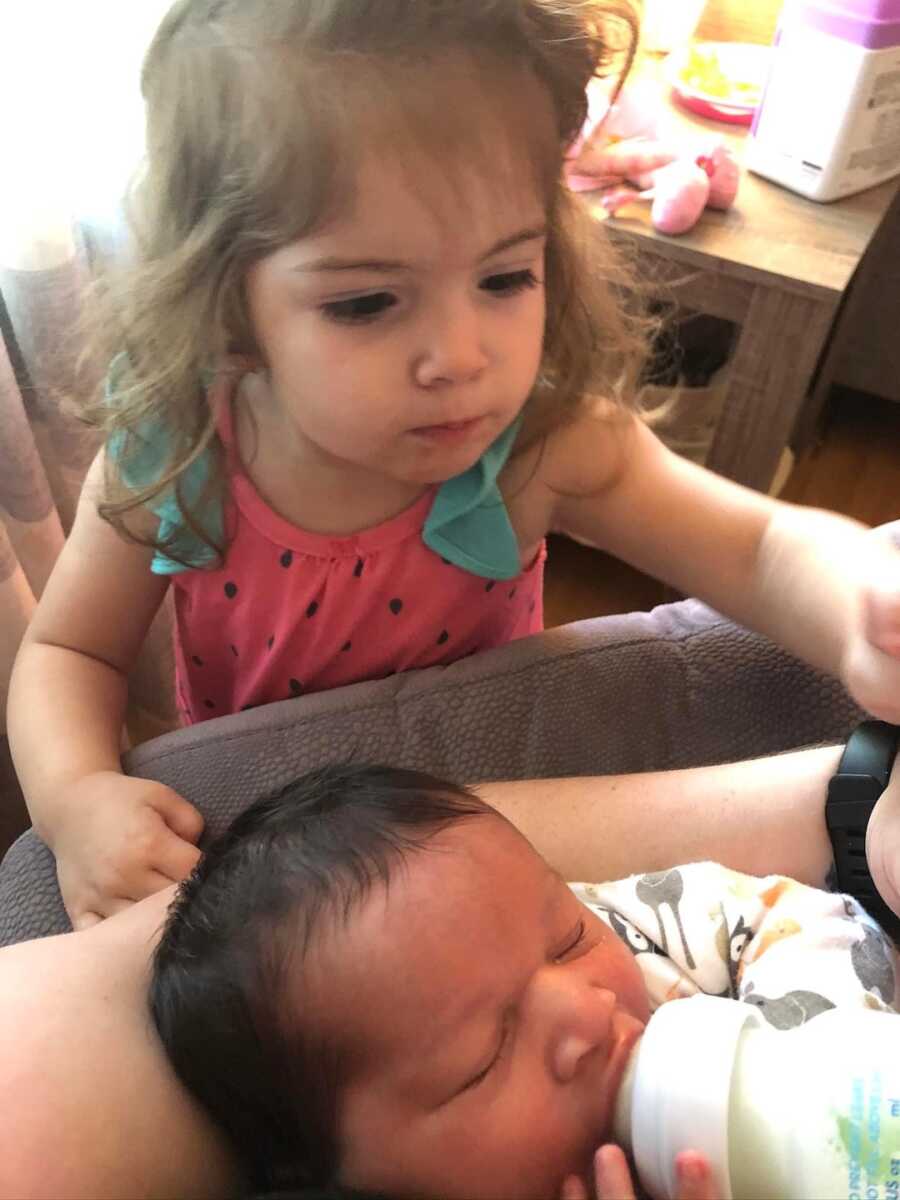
477, 745, 842, 887
0, 890, 242, 1200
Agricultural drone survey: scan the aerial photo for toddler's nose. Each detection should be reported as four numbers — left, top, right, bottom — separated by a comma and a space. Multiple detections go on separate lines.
414, 302, 489, 388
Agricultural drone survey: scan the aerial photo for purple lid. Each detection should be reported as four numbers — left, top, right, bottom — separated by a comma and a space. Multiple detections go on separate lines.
791, 0, 900, 47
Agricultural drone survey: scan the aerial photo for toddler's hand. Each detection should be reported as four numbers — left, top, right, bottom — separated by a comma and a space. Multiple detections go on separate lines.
841, 522, 900, 724
561, 1145, 719, 1200
51, 771, 204, 930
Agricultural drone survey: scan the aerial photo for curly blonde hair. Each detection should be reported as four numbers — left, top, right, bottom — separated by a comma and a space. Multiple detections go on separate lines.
83, 0, 646, 562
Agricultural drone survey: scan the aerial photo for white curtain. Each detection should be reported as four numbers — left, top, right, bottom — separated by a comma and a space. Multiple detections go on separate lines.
0, 0, 175, 743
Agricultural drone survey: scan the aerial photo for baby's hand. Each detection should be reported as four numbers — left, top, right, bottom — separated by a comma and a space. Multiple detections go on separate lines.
841, 522, 900, 725
51, 771, 204, 930
561, 1145, 719, 1200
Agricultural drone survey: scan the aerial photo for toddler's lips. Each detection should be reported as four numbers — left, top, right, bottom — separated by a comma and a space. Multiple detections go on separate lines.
411, 417, 484, 442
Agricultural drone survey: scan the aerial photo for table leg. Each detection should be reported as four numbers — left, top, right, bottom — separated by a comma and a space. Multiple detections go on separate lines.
706, 286, 838, 491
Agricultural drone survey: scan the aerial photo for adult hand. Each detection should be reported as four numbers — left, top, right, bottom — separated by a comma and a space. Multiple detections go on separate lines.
867, 743, 900, 921
50, 771, 204, 929
561, 1144, 719, 1200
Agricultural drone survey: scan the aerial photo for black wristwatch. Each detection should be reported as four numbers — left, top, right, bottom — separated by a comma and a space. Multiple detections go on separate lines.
826, 720, 900, 941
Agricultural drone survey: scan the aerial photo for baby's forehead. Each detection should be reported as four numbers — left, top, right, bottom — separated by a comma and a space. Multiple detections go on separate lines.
326, 817, 560, 969
303, 821, 568, 1064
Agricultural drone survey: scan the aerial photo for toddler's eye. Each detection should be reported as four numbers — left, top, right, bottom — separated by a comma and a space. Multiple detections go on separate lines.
322, 292, 398, 323
480, 268, 540, 297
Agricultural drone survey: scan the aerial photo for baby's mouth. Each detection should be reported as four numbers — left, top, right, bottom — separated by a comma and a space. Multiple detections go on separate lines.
594, 1012, 645, 1141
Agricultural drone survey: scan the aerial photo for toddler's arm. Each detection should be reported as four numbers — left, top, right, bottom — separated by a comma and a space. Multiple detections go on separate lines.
8, 452, 203, 927
540, 412, 900, 723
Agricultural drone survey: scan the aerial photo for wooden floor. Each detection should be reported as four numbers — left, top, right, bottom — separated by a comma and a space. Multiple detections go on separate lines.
544, 389, 900, 627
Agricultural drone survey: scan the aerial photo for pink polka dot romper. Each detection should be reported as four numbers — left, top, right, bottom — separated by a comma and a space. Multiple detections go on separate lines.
122, 369, 546, 724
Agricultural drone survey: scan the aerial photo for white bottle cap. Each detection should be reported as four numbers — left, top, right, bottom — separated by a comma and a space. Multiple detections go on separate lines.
628, 995, 763, 1200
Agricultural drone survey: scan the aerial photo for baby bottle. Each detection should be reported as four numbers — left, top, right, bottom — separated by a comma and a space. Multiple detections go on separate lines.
613, 993, 900, 1199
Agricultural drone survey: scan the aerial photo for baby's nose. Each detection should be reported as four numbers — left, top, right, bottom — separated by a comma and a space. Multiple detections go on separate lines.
547, 982, 617, 1084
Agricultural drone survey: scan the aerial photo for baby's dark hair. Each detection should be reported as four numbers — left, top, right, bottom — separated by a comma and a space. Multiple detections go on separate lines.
149, 763, 491, 1196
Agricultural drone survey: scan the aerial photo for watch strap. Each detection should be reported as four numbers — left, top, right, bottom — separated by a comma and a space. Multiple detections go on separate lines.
826, 721, 900, 941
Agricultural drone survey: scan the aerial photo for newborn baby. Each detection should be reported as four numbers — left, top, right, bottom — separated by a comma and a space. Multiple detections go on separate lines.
151, 764, 899, 1200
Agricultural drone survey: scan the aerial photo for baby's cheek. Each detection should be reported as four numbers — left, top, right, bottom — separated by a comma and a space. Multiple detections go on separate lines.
591, 921, 651, 1024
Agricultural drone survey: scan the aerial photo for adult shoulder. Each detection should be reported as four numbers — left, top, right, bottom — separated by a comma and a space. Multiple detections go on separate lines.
0, 897, 240, 1199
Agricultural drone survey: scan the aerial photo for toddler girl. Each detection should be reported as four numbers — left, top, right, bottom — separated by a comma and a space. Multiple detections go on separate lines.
9, 0, 900, 929
151, 763, 898, 1200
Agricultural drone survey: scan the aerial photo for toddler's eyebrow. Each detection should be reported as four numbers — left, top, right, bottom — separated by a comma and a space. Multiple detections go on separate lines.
294, 224, 547, 275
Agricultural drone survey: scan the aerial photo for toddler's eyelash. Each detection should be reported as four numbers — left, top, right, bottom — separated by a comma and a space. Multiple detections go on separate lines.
321, 292, 397, 323
321, 269, 539, 325
481, 268, 540, 296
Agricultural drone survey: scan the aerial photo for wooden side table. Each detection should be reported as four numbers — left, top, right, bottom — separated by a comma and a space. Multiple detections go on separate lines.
586, 59, 900, 492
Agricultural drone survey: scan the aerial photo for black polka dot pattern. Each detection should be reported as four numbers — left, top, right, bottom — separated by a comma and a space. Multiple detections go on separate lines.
179, 519, 542, 722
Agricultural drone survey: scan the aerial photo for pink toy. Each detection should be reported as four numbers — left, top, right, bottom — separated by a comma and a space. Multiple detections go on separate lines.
565, 84, 741, 236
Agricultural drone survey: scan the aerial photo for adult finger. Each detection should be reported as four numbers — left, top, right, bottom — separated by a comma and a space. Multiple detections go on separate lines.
560, 1174, 589, 1200
675, 1152, 719, 1200
594, 1145, 636, 1200
863, 579, 900, 658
